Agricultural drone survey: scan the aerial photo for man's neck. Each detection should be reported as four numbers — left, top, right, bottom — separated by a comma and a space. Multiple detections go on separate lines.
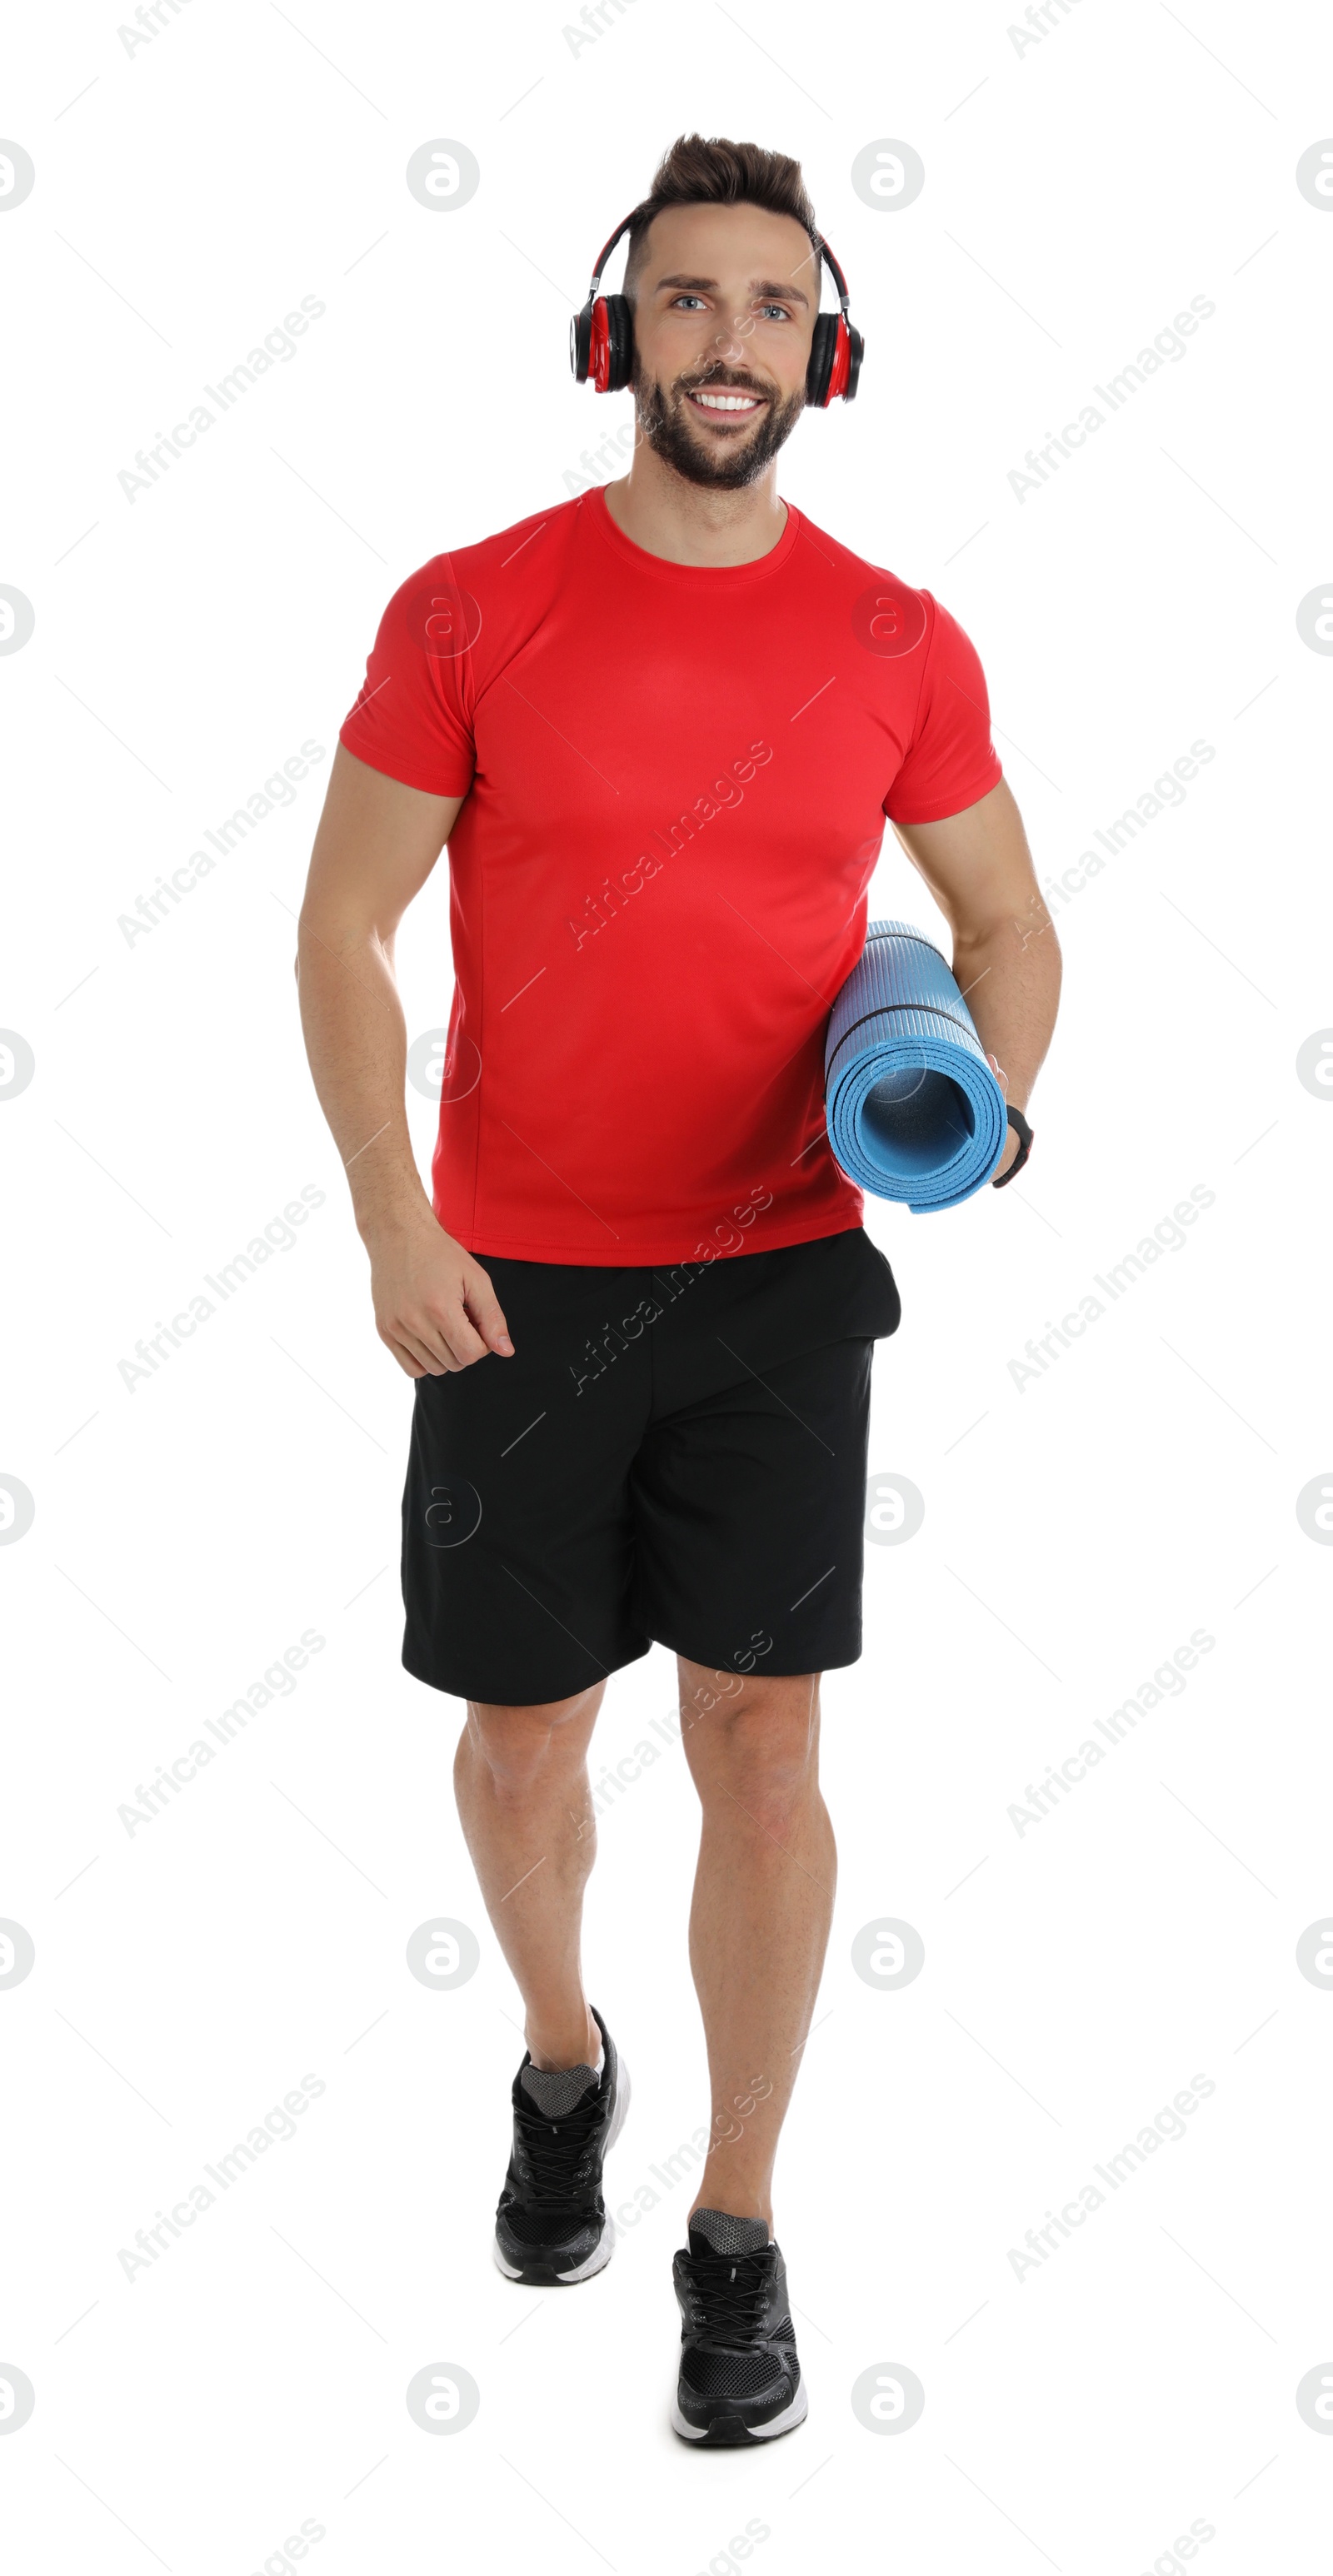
602, 459, 788, 568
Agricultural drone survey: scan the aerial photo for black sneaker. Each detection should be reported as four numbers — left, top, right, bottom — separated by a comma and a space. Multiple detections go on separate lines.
493, 2005, 629, 2286
671, 2208, 807, 2444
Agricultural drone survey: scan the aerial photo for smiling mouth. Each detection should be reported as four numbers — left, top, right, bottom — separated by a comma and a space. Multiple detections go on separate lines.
684, 386, 766, 421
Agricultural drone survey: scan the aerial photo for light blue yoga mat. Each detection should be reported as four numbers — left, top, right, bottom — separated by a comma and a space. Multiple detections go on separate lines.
825, 919, 1008, 1213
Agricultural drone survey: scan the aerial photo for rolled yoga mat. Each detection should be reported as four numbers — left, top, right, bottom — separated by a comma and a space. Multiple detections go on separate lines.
824, 919, 1008, 1213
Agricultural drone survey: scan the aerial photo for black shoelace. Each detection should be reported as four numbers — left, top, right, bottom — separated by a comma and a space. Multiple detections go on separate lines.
684, 2249, 774, 2343
513, 2088, 606, 2207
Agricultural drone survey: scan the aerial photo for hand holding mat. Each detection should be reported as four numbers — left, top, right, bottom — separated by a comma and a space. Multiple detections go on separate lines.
824, 919, 1008, 1213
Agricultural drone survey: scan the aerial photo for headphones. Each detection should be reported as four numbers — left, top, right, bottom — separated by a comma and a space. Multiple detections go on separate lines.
570, 212, 863, 406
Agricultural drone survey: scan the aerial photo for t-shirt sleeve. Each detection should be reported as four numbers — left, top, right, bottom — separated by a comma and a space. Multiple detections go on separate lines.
882, 591, 1004, 825
338, 556, 477, 797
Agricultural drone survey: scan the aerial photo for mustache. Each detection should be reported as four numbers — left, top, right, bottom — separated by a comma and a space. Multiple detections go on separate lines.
676, 371, 773, 401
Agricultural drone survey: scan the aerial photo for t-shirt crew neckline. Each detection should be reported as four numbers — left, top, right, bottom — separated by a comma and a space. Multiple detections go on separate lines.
584, 479, 802, 587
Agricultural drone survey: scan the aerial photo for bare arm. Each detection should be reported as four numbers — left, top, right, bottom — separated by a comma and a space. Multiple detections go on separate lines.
889, 776, 1061, 1179
296, 742, 513, 1377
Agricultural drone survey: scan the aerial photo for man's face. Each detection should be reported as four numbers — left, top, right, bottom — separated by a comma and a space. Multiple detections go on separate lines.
627, 201, 817, 490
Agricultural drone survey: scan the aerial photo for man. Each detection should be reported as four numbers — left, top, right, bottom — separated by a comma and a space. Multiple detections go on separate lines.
297, 132, 1060, 2445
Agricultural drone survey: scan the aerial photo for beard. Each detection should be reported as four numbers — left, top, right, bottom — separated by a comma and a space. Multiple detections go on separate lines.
630, 348, 806, 491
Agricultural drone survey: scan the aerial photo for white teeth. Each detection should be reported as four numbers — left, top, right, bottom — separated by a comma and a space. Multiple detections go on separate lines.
692, 391, 759, 410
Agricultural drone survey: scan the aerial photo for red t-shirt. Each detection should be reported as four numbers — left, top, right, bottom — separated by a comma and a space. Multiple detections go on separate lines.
339, 485, 1003, 1264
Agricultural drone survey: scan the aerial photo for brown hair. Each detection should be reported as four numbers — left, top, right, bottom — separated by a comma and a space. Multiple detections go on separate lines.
622, 133, 821, 305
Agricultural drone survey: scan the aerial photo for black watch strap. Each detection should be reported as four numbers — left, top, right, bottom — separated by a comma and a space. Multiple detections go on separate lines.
991, 1104, 1033, 1188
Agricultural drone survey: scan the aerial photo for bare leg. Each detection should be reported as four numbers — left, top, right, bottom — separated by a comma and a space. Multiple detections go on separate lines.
675, 1657, 836, 2235
453, 1682, 605, 2070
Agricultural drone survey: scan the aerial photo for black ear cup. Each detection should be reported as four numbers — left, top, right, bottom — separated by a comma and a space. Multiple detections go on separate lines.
805, 312, 863, 406
601, 292, 634, 393
806, 312, 838, 408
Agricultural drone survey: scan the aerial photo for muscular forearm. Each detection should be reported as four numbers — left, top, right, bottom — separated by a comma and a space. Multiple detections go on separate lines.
295, 753, 510, 1378
295, 916, 431, 1244
951, 910, 1061, 1112
890, 780, 1061, 1122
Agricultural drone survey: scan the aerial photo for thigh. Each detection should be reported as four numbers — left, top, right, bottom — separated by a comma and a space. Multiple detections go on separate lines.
402, 1258, 656, 1705
630, 1337, 876, 1680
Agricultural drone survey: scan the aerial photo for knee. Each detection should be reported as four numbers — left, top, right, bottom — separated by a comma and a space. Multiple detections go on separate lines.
463, 1687, 597, 1801
689, 1692, 820, 1831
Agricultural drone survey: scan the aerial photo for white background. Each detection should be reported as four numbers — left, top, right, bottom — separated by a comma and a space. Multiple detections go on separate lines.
3, 1, 1332, 2569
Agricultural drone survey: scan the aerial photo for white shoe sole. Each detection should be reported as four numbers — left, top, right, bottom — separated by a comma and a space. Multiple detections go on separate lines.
493, 2052, 632, 2285
671, 2379, 808, 2442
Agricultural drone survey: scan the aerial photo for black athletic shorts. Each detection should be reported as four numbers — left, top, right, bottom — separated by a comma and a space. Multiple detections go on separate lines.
401, 1224, 901, 1706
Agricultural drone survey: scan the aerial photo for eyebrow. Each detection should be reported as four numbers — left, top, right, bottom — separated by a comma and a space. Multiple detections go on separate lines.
652, 272, 811, 311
